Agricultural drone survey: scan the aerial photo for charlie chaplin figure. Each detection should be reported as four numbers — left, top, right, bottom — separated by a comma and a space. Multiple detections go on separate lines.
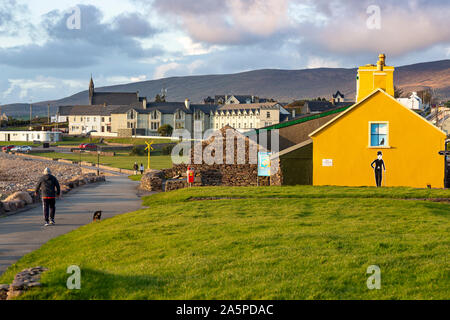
371, 151, 386, 187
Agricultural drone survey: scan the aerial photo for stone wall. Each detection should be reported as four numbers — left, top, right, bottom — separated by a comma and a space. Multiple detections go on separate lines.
140, 127, 281, 192
0, 267, 47, 300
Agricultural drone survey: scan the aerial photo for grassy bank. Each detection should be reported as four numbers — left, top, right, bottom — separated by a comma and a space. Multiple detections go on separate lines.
1, 186, 448, 300
31, 152, 173, 170
0, 136, 175, 147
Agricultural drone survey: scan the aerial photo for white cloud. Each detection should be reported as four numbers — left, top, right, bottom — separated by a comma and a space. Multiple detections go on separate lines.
106, 75, 147, 84
307, 57, 340, 69
153, 60, 206, 79
153, 62, 181, 79
3, 76, 86, 101
3, 78, 55, 100
178, 37, 222, 56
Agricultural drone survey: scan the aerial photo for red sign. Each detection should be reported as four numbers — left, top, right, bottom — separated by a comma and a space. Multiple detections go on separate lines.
187, 167, 195, 184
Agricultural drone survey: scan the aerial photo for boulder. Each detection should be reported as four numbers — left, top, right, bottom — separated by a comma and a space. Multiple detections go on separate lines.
5, 191, 33, 205
0, 284, 9, 300
1, 201, 11, 212
10, 200, 25, 209
3, 201, 16, 212
140, 170, 164, 192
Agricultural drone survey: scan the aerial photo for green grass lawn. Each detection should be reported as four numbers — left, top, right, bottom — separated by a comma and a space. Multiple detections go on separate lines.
52, 136, 102, 146
0, 141, 36, 146
128, 174, 143, 181
31, 151, 173, 170
1, 136, 175, 147
1, 186, 448, 300
104, 137, 175, 145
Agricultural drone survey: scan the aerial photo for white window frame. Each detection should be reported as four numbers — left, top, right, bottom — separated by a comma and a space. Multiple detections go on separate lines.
368, 121, 390, 148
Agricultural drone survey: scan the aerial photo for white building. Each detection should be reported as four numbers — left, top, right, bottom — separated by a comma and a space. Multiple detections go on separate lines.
211, 102, 291, 132
0, 131, 62, 142
51, 114, 68, 123
397, 92, 424, 110
60, 105, 115, 135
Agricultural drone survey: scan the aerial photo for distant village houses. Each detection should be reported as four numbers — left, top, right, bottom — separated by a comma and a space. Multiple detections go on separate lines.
203, 95, 273, 105
301, 91, 354, 115
59, 78, 292, 136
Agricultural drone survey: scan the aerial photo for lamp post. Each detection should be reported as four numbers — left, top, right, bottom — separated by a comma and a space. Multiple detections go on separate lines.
29, 100, 33, 129
97, 150, 100, 176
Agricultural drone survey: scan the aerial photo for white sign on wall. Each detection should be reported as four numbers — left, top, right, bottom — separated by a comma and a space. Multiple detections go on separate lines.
322, 159, 333, 167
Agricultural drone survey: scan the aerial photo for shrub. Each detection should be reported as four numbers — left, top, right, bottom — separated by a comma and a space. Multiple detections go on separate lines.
162, 145, 174, 155
157, 124, 173, 137
129, 146, 145, 156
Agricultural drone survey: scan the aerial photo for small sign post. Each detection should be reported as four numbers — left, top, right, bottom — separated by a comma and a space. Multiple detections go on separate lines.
145, 141, 154, 170
257, 152, 271, 186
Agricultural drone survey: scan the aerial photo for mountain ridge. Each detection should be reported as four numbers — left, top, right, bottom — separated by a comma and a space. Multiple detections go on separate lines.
3, 59, 450, 117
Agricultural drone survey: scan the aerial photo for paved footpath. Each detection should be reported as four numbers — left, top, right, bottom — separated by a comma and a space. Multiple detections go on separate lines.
0, 176, 145, 275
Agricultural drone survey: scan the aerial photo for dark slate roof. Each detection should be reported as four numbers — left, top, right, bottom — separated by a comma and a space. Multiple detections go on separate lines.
279, 113, 292, 122
60, 102, 219, 116
142, 102, 219, 115
58, 105, 136, 116
92, 92, 139, 106
231, 95, 253, 103
305, 101, 353, 112
333, 91, 345, 98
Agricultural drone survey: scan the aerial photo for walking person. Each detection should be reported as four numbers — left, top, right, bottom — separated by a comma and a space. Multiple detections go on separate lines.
139, 163, 144, 175
370, 151, 386, 187
133, 162, 138, 175
35, 168, 61, 226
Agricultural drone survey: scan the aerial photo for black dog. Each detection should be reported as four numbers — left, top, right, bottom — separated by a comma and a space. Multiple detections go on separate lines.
93, 211, 102, 221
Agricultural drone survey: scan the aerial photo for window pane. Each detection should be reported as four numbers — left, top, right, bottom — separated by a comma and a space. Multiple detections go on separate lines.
371, 123, 379, 134
371, 134, 379, 146
378, 124, 387, 134
378, 134, 386, 146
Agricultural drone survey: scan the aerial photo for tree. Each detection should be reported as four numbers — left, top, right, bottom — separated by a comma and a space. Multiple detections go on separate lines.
445, 101, 450, 108
417, 89, 435, 105
394, 86, 404, 98
155, 94, 166, 102
157, 124, 173, 137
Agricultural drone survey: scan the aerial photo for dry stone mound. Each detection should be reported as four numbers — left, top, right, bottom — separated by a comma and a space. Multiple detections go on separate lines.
5, 191, 33, 205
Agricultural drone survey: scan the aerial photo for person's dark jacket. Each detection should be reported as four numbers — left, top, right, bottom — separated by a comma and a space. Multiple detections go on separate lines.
35, 174, 61, 199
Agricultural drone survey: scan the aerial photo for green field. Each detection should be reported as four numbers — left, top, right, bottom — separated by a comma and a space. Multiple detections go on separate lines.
1, 136, 175, 147
103, 137, 175, 145
32, 152, 173, 170
128, 174, 143, 181
0, 141, 36, 146
1, 186, 448, 300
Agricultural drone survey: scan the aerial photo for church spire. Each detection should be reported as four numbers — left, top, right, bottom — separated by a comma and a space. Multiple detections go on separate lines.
89, 75, 94, 105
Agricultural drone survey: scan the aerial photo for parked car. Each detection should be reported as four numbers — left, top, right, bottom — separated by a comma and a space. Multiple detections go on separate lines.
79, 143, 97, 151
11, 145, 32, 153
20, 146, 32, 153
83, 143, 98, 151
2, 145, 15, 151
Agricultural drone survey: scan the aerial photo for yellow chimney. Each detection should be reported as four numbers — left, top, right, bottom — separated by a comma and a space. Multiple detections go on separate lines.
356, 53, 395, 103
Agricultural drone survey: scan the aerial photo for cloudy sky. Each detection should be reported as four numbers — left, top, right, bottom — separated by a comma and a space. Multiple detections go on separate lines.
0, 0, 449, 104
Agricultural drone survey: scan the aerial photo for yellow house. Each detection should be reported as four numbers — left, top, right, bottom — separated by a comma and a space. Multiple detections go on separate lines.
309, 54, 447, 188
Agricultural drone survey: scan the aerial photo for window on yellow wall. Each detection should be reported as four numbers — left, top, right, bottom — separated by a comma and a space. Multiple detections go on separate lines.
370, 123, 388, 147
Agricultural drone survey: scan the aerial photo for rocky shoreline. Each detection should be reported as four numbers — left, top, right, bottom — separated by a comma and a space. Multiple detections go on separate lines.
0, 152, 84, 199
0, 152, 105, 216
